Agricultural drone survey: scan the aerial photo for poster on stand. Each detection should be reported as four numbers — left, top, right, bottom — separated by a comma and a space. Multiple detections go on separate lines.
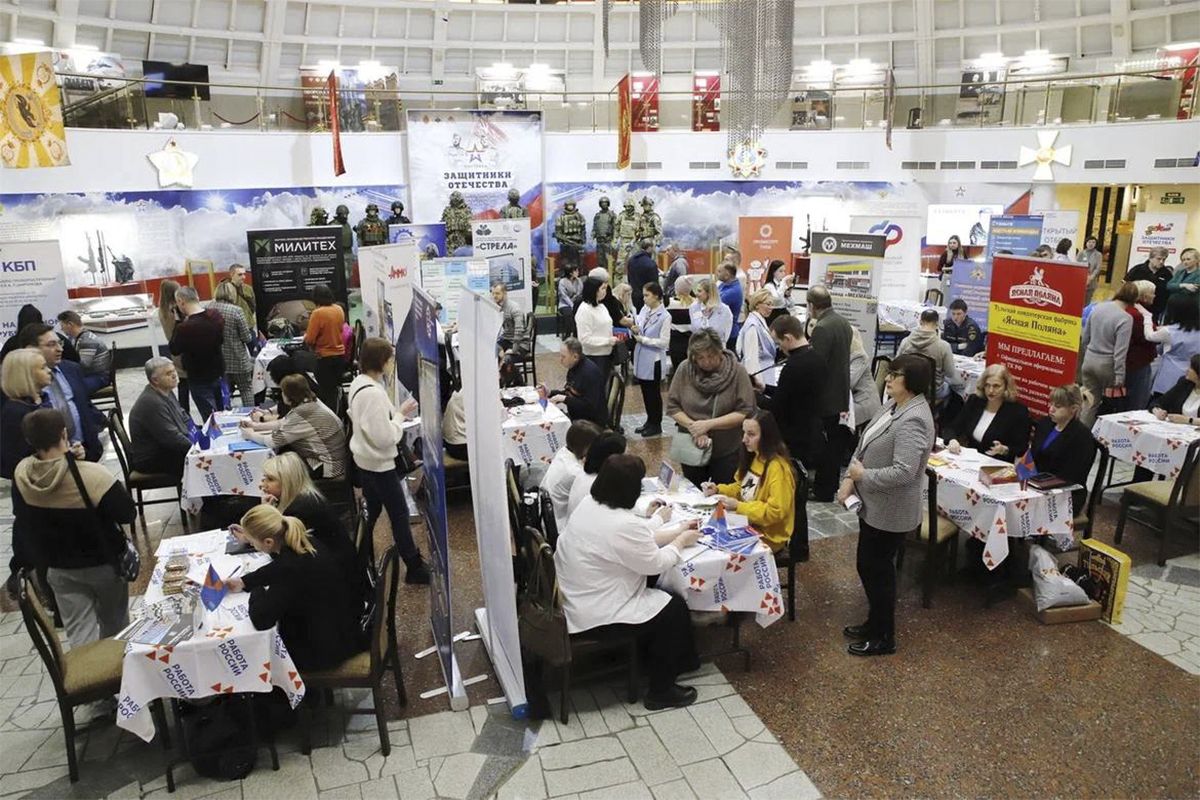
850, 216, 923, 302
927, 204, 1004, 248
1036, 211, 1081, 250
472, 219, 532, 312
985, 254, 1086, 415
947, 260, 994, 331
420, 258, 490, 325
737, 217, 792, 292
246, 226, 345, 333
390, 223, 447, 260
460, 291, 527, 717
358, 241, 416, 338
1131, 211, 1188, 259
809, 232, 885, 359
0, 241, 69, 340
986, 215, 1044, 259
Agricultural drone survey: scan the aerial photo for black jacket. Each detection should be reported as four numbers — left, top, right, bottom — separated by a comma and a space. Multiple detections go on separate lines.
627, 252, 659, 310
170, 308, 226, 382
1155, 376, 1199, 417
761, 344, 827, 469
1125, 261, 1173, 319
554, 357, 607, 425
942, 315, 984, 357
947, 395, 1030, 462
243, 547, 363, 671
283, 492, 362, 600
1026, 417, 1096, 511
809, 309, 852, 418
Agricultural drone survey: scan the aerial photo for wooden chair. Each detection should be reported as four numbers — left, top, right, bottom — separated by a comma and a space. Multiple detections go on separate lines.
301, 546, 406, 755
352, 496, 374, 567
923, 288, 944, 306
1076, 441, 1110, 540
776, 460, 810, 622
897, 468, 960, 608
106, 410, 185, 538
89, 343, 121, 419
17, 571, 169, 782
1115, 440, 1200, 566
605, 371, 626, 432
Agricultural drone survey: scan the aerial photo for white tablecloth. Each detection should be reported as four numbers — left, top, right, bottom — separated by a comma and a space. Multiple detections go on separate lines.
502, 387, 571, 467
953, 355, 985, 398
929, 447, 1075, 569
1092, 411, 1200, 479
877, 300, 947, 332
116, 530, 305, 742
181, 413, 271, 511
250, 339, 304, 395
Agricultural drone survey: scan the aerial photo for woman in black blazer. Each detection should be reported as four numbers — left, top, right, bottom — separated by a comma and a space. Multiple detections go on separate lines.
947, 364, 1030, 462
1026, 385, 1097, 511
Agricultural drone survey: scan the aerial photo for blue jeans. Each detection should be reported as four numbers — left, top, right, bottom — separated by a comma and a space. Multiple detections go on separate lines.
1126, 365, 1153, 412
359, 467, 420, 563
188, 379, 224, 423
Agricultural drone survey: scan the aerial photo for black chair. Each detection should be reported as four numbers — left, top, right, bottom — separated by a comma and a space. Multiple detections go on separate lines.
106, 410, 186, 538
510, 313, 538, 386
1115, 440, 1200, 566
896, 468, 960, 608
776, 459, 810, 622
923, 288, 944, 306
1076, 441, 1110, 540
874, 318, 907, 357
89, 343, 122, 419
605, 371, 626, 432
870, 354, 891, 403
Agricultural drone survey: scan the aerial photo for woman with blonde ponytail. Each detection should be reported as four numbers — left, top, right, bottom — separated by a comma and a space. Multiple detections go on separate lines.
1022, 384, 1098, 511
227, 504, 363, 670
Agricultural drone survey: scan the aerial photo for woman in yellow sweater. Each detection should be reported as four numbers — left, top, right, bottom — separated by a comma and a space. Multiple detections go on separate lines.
700, 410, 797, 552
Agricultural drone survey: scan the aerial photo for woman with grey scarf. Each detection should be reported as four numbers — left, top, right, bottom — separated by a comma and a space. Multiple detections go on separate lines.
666, 329, 757, 485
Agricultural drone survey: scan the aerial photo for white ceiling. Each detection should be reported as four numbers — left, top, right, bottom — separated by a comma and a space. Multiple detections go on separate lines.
1, 0, 1198, 92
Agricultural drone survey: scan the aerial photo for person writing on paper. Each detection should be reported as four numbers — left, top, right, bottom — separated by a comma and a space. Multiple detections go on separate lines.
945, 365, 1030, 461
541, 420, 603, 532
226, 504, 363, 671
240, 374, 347, 479
555, 454, 703, 710
1024, 385, 1097, 512
566, 431, 627, 520
129, 357, 193, 479
632, 282, 671, 436
1153, 354, 1200, 426
543, 338, 607, 426
348, 337, 430, 584
837, 355, 935, 657
736, 289, 777, 383
701, 410, 796, 553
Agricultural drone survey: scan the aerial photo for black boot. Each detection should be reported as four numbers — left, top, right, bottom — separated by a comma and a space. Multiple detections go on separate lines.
644, 684, 698, 710
848, 638, 896, 657
404, 554, 431, 585
842, 622, 871, 639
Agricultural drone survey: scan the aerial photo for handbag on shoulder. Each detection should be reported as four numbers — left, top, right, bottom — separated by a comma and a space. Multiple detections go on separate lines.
65, 455, 140, 582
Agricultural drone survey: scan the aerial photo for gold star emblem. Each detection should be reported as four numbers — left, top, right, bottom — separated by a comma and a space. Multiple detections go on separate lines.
1018, 131, 1071, 181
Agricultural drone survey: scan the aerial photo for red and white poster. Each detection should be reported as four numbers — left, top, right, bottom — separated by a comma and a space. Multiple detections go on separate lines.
738, 217, 792, 292
616, 74, 631, 170
985, 255, 1087, 416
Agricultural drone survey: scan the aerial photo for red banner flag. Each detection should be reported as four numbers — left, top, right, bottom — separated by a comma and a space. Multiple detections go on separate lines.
327, 71, 346, 176
616, 74, 631, 170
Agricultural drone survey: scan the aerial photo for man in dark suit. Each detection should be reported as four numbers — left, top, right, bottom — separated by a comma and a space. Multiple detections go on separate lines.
24, 324, 106, 462
545, 337, 607, 426
806, 286, 853, 501
626, 239, 660, 312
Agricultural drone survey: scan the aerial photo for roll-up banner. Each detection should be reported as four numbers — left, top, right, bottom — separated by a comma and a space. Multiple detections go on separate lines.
1131, 211, 1188, 258
358, 240, 417, 338
986, 215, 1044, 259
472, 219, 533, 313
389, 223, 447, 260
737, 217, 792, 293
810, 231, 886, 359
849, 216, 924, 302
246, 226, 346, 333
0, 240, 69, 339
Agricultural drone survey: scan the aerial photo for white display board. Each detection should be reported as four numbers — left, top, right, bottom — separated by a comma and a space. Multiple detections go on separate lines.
849, 216, 924, 302
358, 240, 417, 338
472, 218, 533, 313
0, 240, 69, 340
1131, 211, 1188, 258
1036, 210, 1082, 250
420, 258, 490, 325
926, 204, 1005, 247
460, 291, 528, 717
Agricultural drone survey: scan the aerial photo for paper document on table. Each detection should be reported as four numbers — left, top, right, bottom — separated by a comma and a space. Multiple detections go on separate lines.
155, 530, 228, 558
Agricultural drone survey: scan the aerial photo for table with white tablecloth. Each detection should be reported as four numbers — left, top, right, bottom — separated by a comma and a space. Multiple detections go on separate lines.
953, 355, 985, 398
877, 300, 947, 332
116, 530, 305, 742
181, 412, 271, 512
1092, 411, 1200, 479
928, 447, 1075, 569
502, 387, 571, 467
250, 339, 305, 396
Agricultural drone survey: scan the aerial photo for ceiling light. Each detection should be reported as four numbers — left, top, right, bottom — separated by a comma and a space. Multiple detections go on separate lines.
14, 38, 45, 46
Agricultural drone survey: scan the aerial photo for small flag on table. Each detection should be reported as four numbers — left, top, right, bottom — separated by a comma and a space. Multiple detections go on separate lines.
204, 415, 222, 442
187, 419, 201, 446
200, 564, 228, 611
537, 385, 548, 411
708, 503, 728, 534
1015, 450, 1037, 484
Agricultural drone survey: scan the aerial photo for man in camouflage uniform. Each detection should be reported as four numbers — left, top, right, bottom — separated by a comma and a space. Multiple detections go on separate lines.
385, 200, 410, 226
614, 199, 642, 281
355, 203, 389, 247
592, 196, 618, 276
441, 191, 472, 253
308, 206, 329, 226
332, 204, 354, 251
499, 187, 526, 219
553, 200, 586, 275
636, 197, 663, 250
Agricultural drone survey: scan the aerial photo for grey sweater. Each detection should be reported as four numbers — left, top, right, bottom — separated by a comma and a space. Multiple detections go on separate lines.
897, 327, 962, 395
1081, 301, 1132, 384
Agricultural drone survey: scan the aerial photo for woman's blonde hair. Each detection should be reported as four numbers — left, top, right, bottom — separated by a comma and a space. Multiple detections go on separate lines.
1132, 279, 1156, 302
974, 363, 1019, 401
746, 289, 772, 313
239, 504, 316, 555
694, 278, 717, 307
1, 349, 46, 402
262, 452, 319, 510
213, 281, 238, 305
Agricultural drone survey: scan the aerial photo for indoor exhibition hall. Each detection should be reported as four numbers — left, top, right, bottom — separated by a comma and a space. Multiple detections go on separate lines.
0, 0, 1198, 798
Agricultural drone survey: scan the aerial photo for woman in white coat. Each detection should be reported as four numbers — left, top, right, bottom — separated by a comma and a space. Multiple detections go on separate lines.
632, 282, 671, 437
735, 289, 777, 381
556, 454, 702, 710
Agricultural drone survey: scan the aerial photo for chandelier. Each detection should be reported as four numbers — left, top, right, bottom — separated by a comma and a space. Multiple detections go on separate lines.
606, 0, 795, 158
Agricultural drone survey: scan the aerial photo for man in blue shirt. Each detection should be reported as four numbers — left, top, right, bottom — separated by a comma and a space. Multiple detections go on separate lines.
716, 262, 744, 349
25, 324, 106, 462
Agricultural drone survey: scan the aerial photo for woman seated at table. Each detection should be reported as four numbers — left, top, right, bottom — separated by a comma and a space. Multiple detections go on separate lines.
240, 374, 348, 479
1024, 385, 1098, 512
701, 411, 796, 553
554, 454, 703, 710
1152, 353, 1200, 426
254, 354, 321, 421
565, 431, 626, 520
227, 504, 363, 671
946, 365, 1030, 461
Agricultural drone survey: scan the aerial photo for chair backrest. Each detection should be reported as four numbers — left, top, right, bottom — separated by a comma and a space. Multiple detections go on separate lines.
107, 410, 133, 481
506, 458, 524, 533
107, 342, 118, 390
368, 546, 399, 677
924, 288, 944, 306
911, 352, 938, 406
871, 355, 891, 403
925, 466, 939, 525
1167, 439, 1200, 511
16, 571, 68, 698
606, 372, 625, 431
349, 320, 365, 367
353, 496, 373, 565
1082, 439, 1109, 522
788, 459, 809, 561
538, 487, 559, 549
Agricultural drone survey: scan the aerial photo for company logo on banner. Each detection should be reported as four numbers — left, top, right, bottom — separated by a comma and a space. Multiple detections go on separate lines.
737, 216, 792, 291
246, 226, 346, 332
1131, 212, 1187, 256
812, 231, 887, 259
0, 240, 68, 338
852, 216, 923, 302
472, 218, 533, 312
1008, 266, 1064, 307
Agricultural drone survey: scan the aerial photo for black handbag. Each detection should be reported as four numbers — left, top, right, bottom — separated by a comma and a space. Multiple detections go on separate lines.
516, 538, 570, 667
65, 455, 140, 582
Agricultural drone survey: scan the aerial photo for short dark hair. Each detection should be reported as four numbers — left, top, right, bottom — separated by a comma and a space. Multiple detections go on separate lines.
948, 299, 968, 312
889, 354, 932, 397
312, 284, 334, 306
582, 431, 626, 475
22, 409, 67, 452
359, 336, 394, 372
562, 337, 583, 358
1056, 238, 1072, 255
590, 454, 645, 510
1113, 281, 1140, 304
643, 281, 663, 300
770, 314, 805, 340
919, 309, 940, 325
565, 420, 603, 459
580, 276, 604, 306
1167, 292, 1199, 331
57, 310, 81, 326
806, 285, 831, 310
717, 263, 735, 279
19, 323, 55, 348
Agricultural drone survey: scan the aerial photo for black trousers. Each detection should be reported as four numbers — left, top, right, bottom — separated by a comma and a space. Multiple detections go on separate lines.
814, 416, 849, 499
681, 449, 738, 486
856, 520, 907, 641
589, 594, 697, 693
586, 353, 612, 376
445, 441, 469, 461
314, 355, 345, 412
668, 330, 691, 376
638, 364, 662, 428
